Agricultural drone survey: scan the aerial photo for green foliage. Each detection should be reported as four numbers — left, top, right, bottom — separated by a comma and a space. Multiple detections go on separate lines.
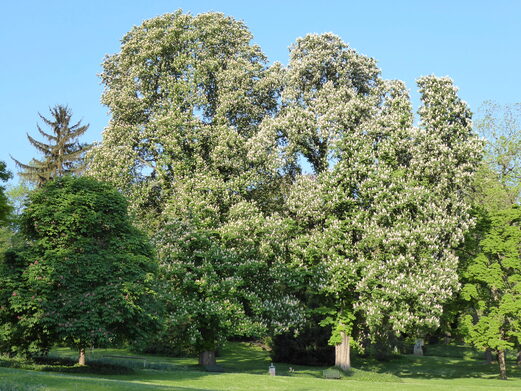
452, 101, 521, 379
87, 9, 483, 366
0, 176, 158, 357
0, 161, 12, 227
475, 101, 521, 203
11, 105, 90, 186
278, 34, 481, 357
88, 10, 301, 356
0, 184, 32, 257
460, 206, 521, 354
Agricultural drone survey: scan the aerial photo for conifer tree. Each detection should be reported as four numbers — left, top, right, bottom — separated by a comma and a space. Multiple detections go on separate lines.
12, 105, 90, 186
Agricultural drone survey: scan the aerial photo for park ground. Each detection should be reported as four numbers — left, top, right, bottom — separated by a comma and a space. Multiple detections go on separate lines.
1, 342, 521, 391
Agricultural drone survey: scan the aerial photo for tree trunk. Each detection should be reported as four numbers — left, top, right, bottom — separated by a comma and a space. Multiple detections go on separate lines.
413, 338, 424, 356
517, 350, 521, 366
485, 348, 494, 364
199, 350, 216, 366
497, 350, 507, 380
78, 348, 86, 366
335, 332, 350, 371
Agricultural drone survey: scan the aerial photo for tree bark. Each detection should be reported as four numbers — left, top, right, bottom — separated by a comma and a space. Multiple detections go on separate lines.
199, 350, 216, 366
335, 332, 350, 371
517, 350, 521, 366
485, 348, 494, 364
497, 350, 507, 380
78, 348, 86, 366
413, 338, 424, 356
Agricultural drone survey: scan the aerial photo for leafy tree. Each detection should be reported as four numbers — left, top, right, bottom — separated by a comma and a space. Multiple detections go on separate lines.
0, 183, 30, 260
0, 161, 12, 226
88, 11, 299, 365
456, 102, 521, 379
270, 33, 481, 369
460, 206, 521, 380
475, 101, 521, 203
0, 161, 13, 259
12, 105, 90, 186
0, 176, 157, 364
88, 12, 481, 369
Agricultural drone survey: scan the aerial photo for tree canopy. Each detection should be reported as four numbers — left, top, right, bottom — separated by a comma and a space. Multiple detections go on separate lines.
0, 176, 158, 364
87, 10, 483, 369
88, 11, 300, 365
456, 102, 521, 379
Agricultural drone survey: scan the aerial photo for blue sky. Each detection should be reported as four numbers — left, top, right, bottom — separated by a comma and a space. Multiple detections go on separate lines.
1, 0, 520, 185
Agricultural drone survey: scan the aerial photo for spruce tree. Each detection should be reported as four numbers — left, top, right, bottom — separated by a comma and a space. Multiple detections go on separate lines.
12, 105, 90, 186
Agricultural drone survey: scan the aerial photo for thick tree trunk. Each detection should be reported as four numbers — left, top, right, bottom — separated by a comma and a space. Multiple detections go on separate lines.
413, 338, 424, 356
485, 348, 494, 364
78, 348, 86, 366
335, 332, 350, 371
199, 350, 216, 366
497, 350, 507, 380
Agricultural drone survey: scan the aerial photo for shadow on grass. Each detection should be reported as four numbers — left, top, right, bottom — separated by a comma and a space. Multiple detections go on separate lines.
0, 366, 213, 391
6, 342, 520, 385
353, 354, 521, 380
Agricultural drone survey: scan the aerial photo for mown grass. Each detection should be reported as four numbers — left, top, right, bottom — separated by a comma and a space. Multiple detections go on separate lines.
1, 342, 520, 391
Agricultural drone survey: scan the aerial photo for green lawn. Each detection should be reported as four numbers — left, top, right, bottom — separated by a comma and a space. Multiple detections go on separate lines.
1, 343, 521, 391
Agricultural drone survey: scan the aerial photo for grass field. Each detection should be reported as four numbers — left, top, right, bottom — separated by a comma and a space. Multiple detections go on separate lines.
1, 342, 521, 391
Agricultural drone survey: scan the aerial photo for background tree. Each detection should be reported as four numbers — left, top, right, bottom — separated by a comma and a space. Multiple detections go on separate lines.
460, 206, 521, 380
456, 102, 521, 378
12, 105, 90, 186
0, 161, 14, 263
0, 183, 30, 262
0, 176, 158, 364
0, 161, 12, 227
475, 101, 521, 204
88, 10, 300, 366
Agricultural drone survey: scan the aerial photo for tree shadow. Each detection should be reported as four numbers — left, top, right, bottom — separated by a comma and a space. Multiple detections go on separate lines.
353, 354, 521, 380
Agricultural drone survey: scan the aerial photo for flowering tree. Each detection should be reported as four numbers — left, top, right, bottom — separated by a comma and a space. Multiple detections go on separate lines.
88, 12, 481, 368
88, 11, 300, 365
268, 32, 482, 369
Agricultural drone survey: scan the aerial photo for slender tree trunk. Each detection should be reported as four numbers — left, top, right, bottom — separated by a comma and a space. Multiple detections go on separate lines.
78, 348, 86, 366
485, 348, 494, 364
517, 350, 521, 366
497, 350, 507, 380
335, 332, 350, 371
199, 350, 216, 366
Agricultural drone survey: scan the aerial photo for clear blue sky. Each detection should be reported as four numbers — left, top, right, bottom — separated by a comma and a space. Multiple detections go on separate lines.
1, 0, 520, 185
